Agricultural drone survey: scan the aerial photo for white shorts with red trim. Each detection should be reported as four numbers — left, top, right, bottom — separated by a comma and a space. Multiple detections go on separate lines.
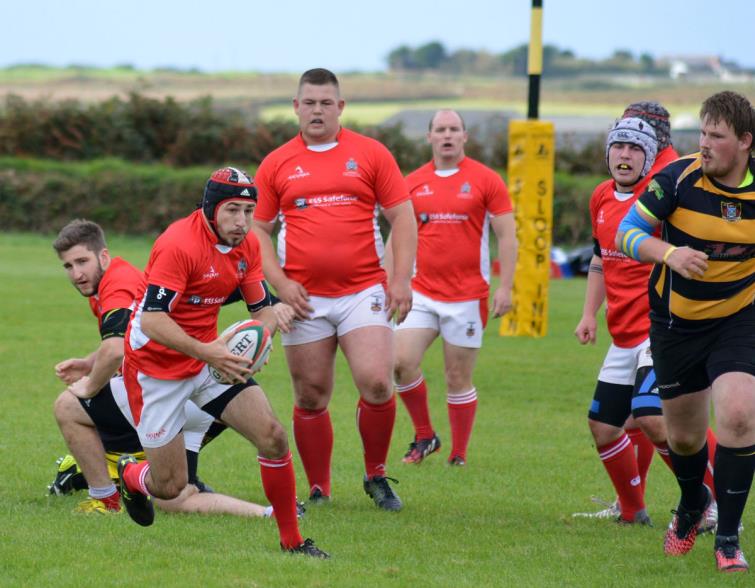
120, 366, 231, 449
396, 290, 487, 348
280, 283, 391, 346
597, 338, 652, 386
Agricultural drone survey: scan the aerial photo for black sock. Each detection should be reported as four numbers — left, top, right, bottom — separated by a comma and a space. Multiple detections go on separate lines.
186, 450, 199, 484
669, 443, 708, 512
714, 443, 755, 537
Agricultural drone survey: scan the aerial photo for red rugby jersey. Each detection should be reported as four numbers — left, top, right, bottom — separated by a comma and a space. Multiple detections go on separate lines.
254, 128, 410, 296
126, 210, 264, 379
406, 158, 513, 301
590, 146, 678, 347
88, 256, 144, 326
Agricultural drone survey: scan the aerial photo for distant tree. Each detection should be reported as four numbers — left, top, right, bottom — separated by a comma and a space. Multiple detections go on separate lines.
414, 41, 448, 69
387, 45, 416, 71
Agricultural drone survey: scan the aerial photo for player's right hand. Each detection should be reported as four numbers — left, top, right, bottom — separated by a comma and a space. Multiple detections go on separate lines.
665, 246, 708, 279
277, 278, 313, 320
574, 316, 597, 345
202, 337, 254, 384
54, 358, 91, 384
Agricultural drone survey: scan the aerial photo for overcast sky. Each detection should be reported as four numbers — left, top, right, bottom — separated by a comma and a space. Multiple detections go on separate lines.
3, 0, 754, 72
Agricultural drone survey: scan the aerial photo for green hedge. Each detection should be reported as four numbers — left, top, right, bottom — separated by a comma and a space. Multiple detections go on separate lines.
0, 157, 601, 245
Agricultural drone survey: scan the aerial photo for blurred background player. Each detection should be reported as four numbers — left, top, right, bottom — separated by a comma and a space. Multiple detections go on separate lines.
50, 219, 277, 518
117, 168, 327, 557
252, 68, 417, 510
617, 91, 754, 572
390, 109, 516, 466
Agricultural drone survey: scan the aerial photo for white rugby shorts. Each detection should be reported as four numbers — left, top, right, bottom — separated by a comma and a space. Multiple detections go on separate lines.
396, 290, 487, 348
597, 338, 652, 386
120, 366, 233, 449
281, 283, 391, 346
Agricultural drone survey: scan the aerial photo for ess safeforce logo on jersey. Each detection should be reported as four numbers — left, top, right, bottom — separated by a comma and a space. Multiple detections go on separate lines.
648, 179, 664, 200
418, 213, 430, 224
294, 198, 308, 209
721, 202, 742, 223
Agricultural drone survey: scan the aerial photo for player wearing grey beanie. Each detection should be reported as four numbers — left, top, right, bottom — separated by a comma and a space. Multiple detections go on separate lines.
623, 101, 672, 150
605, 117, 658, 178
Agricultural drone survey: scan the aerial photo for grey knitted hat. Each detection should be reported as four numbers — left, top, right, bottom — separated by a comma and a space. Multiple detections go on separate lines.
622, 101, 672, 150
605, 117, 658, 177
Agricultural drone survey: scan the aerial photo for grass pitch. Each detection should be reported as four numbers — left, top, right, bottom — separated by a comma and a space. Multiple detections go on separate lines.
0, 233, 751, 587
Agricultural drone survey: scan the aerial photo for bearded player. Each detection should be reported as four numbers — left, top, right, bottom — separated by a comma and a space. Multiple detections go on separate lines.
118, 168, 327, 557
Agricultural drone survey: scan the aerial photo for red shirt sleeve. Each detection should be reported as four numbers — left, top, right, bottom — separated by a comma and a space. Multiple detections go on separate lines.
372, 143, 410, 209
253, 157, 281, 223
484, 171, 513, 216
144, 239, 193, 296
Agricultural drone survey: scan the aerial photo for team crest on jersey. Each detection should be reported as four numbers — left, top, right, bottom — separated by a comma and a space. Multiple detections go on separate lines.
457, 182, 472, 199
237, 259, 248, 277
648, 179, 664, 200
466, 322, 476, 337
294, 198, 308, 209
370, 295, 383, 313
343, 158, 360, 177
416, 184, 434, 197
288, 165, 310, 181
721, 201, 742, 222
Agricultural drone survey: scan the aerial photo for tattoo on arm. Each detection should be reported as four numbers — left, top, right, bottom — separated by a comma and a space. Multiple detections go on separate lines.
588, 264, 603, 274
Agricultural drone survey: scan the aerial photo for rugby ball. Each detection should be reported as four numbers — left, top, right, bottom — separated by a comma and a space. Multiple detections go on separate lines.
210, 319, 272, 383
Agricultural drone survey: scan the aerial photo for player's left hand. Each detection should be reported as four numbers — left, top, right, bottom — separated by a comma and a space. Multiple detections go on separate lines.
492, 287, 513, 318
67, 376, 98, 399
272, 302, 296, 334
55, 358, 91, 384
386, 279, 412, 325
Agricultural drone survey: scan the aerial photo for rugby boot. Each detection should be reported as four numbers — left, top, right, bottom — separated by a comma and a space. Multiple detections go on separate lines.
402, 434, 441, 464
117, 454, 154, 527
363, 475, 402, 511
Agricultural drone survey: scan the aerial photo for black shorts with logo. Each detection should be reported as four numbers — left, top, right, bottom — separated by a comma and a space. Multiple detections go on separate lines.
650, 303, 755, 400
78, 383, 143, 454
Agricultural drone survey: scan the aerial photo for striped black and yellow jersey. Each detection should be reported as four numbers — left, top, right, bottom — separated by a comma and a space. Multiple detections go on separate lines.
637, 153, 755, 332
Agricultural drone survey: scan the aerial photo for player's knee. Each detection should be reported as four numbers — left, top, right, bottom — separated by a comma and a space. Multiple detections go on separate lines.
53, 390, 77, 423
257, 420, 289, 458
444, 366, 471, 392
667, 430, 704, 455
294, 383, 330, 410
393, 358, 419, 384
588, 418, 621, 446
359, 377, 393, 403
717, 410, 755, 442
636, 415, 666, 445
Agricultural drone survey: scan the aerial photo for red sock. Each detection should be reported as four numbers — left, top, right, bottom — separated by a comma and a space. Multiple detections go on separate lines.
653, 440, 675, 471
626, 427, 654, 493
122, 460, 151, 496
447, 388, 477, 461
705, 427, 717, 499
259, 451, 303, 549
293, 406, 333, 496
357, 396, 396, 478
101, 490, 121, 512
598, 433, 645, 520
396, 376, 435, 440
